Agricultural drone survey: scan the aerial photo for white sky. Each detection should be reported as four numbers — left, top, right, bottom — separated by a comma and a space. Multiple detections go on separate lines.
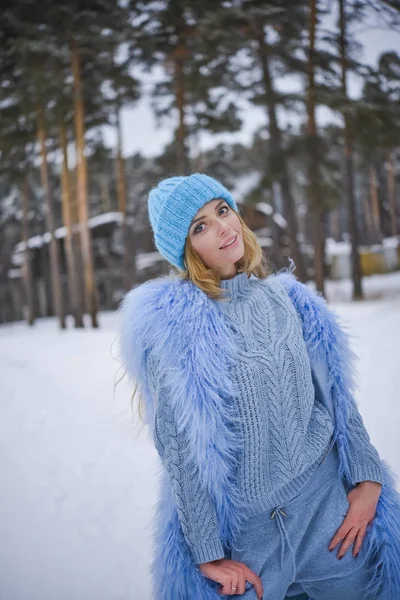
103, 26, 400, 158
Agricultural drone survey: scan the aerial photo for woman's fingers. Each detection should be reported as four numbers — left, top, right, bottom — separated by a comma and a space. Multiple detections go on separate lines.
329, 519, 363, 559
336, 525, 358, 559
235, 566, 248, 595
243, 565, 264, 600
352, 526, 366, 557
218, 570, 239, 596
200, 558, 263, 599
328, 519, 349, 552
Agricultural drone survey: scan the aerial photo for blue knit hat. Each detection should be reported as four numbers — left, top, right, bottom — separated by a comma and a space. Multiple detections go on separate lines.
148, 173, 238, 270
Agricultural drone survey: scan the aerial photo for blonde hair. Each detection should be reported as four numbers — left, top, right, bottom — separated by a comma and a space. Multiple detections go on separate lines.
133, 208, 271, 420
178, 211, 270, 299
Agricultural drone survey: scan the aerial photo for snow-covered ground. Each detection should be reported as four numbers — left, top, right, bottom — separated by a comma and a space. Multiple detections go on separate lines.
1, 271, 399, 600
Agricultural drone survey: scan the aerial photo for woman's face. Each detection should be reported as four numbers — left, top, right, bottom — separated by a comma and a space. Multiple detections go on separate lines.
187, 199, 244, 278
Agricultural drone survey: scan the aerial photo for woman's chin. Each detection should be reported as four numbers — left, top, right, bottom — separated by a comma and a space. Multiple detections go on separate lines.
218, 249, 245, 270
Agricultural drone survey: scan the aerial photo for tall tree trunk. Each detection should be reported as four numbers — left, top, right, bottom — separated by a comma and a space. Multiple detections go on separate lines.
71, 39, 98, 328
338, 0, 363, 300
307, 0, 325, 295
175, 52, 188, 174
369, 165, 381, 242
21, 175, 35, 326
363, 182, 373, 245
37, 103, 66, 328
254, 23, 306, 281
60, 120, 84, 328
116, 107, 137, 290
330, 209, 341, 241
100, 176, 112, 213
387, 149, 398, 237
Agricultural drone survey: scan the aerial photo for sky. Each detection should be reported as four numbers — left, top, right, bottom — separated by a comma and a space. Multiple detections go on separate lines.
103, 24, 400, 159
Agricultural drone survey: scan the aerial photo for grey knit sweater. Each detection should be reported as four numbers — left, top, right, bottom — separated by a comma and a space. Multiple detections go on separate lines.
148, 272, 383, 564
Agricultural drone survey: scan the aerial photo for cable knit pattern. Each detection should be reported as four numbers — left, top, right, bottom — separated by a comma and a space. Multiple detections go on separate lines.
278, 274, 384, 489
217, 273, 335, 517
145, 271, 383, 565
148, 352, 225, 564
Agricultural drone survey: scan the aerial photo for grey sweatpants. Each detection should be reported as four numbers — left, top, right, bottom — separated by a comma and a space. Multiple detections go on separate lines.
227, 442, 379, 600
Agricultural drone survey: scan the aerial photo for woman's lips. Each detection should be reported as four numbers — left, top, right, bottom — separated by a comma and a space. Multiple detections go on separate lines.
220, 234, 239, 250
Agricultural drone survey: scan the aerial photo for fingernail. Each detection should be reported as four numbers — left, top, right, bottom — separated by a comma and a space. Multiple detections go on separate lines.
338, 555, 343, 560
355, 553, 359, 558
328, 547, 333, 552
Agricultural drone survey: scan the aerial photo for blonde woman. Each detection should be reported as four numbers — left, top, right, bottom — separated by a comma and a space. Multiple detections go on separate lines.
120, 173, 400, 600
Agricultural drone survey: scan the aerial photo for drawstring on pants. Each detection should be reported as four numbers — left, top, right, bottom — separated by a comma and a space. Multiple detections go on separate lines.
267, 438, 336, 580
270, 506, 296, 581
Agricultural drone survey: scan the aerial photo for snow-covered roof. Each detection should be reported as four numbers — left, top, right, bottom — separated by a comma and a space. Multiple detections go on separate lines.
88, 212, 123, 229
8, 268, 23, 279
9, 250, 165, 280
255, 235, 273, 247
255, 202, 273, 216
326, 237, 399, 257
136, 251, 164, 270
272, 213, 287, 229
14, 212, 125, 253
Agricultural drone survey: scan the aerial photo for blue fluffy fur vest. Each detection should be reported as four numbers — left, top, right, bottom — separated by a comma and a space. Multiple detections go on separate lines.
119, 270, 400, 600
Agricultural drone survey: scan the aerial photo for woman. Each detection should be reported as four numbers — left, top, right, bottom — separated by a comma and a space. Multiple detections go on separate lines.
120, 173, 400, 600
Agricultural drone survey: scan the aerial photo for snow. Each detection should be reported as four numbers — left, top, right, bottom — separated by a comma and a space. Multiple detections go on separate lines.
382, 237, 399, 249
255, 235, 273, 247
326, 238, 351, 256
255, 201, 273, 216
231, 171, 262, 203
272, 212, 288, 228
88, 212, 124, 229
136, 251, 163, 270
14, 212, 125, 253
14, 227, 69, 252
9, 250, 164, 281
326, 237, 399, 256
7, 268, 23, 279
1, 271, 400, 600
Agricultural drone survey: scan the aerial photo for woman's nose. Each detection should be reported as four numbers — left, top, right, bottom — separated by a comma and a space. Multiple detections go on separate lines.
216, 218, 230, 236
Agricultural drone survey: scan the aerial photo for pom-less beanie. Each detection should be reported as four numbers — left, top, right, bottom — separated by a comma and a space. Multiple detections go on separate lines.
147, 173, 238, 270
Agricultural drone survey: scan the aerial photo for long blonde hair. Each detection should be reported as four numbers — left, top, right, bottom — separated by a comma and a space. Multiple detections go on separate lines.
132, 208, 271, 420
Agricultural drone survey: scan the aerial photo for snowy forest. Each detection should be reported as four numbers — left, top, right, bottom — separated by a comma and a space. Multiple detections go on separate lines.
1, 0, 400, 328
1, 3, 400, 600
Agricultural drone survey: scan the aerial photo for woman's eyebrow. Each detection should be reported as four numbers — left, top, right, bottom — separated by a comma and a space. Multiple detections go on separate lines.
190, 200, 226, 227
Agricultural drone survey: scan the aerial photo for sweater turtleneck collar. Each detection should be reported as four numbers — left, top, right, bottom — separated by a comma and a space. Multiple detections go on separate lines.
219, 271, 254, 297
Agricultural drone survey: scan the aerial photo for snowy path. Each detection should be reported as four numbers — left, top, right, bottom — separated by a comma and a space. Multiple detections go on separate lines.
1, 272, 399, 600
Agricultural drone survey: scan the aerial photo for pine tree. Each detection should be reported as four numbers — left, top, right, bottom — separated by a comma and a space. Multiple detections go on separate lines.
1, 4, 66, 327
129, 0, 242, 174
198, 0, 309, 279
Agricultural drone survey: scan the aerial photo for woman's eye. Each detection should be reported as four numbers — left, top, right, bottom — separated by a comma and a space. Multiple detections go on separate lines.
193, 206, 229, 234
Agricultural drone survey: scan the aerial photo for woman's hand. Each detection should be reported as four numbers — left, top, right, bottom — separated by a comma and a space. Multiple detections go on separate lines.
328, 480, 382, 559
199, 557, 264, 599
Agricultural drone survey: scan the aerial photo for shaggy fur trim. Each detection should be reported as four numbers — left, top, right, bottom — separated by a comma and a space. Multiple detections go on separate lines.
119, 271, 400, 600
278, 271, 400, 600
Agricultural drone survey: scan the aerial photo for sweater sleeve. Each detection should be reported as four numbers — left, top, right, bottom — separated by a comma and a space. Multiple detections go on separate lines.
311, 360, 383, 486
283, 274, 383, 485
147, 353, 226, 565
290, 276, 384, 488
345, 403, 384, 486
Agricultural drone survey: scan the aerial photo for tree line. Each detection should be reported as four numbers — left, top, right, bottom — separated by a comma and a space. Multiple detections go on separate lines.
1, 0, 399, 329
